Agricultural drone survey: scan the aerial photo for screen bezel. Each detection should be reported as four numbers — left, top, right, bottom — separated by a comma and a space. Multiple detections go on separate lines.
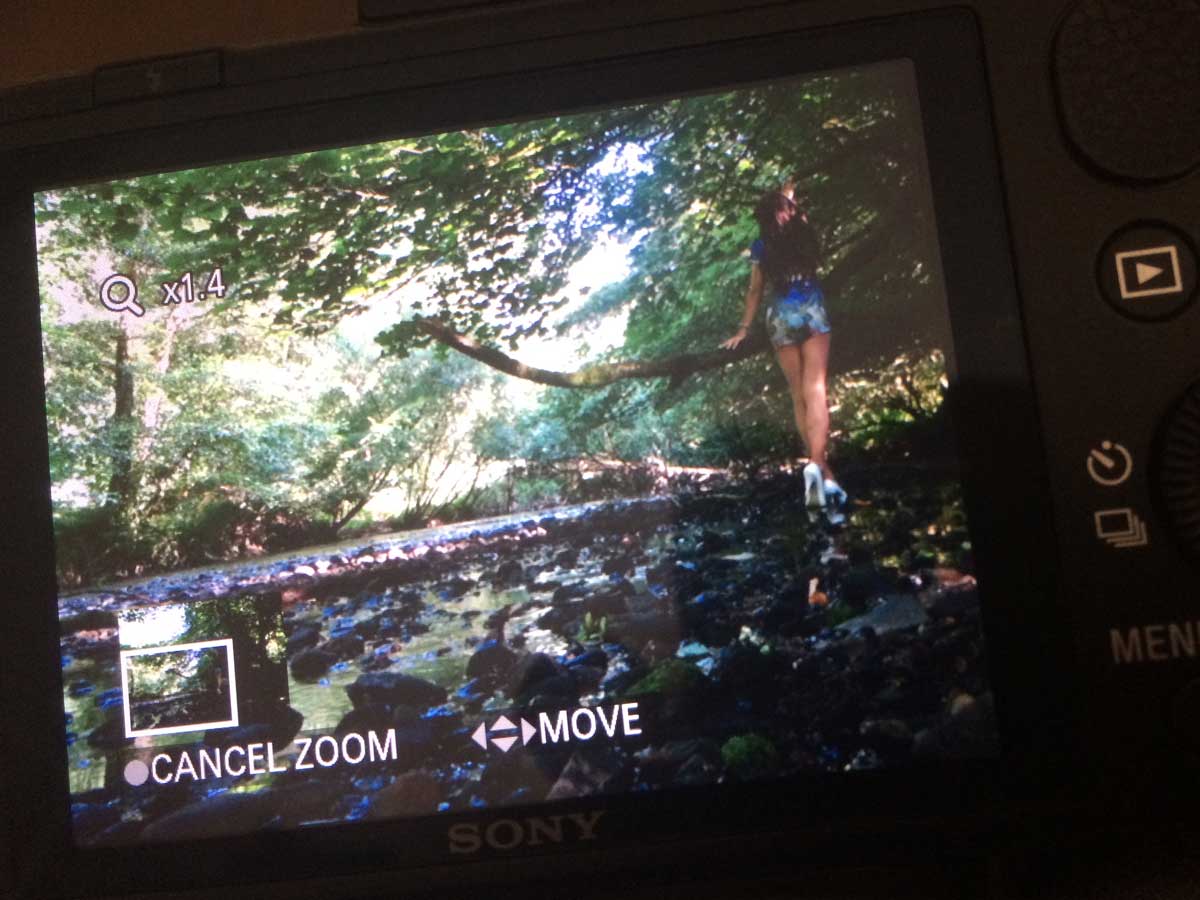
0, 9, 1067, 897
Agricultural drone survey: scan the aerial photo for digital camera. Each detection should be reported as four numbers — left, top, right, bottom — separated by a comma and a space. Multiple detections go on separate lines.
1, 1, 1197, 897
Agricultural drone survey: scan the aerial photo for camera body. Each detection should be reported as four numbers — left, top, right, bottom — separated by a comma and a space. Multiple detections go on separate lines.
1, 1, 1198, 898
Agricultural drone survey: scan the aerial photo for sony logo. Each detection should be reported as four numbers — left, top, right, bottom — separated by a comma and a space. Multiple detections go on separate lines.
448, 811, 605, 854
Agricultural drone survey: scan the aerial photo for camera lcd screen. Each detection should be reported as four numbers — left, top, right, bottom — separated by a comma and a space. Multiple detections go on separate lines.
36, 57, 999, 848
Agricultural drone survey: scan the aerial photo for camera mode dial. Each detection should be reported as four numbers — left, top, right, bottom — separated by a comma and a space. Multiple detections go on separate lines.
1159, 381, 1200, 564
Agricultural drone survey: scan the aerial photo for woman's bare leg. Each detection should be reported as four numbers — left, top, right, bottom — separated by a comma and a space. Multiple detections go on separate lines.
799, 332, 832, 478
774, 344, 808, 457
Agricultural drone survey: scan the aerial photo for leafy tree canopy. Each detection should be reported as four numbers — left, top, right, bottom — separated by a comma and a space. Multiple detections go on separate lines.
36, 60, 953, 586
39, 62, 944, 382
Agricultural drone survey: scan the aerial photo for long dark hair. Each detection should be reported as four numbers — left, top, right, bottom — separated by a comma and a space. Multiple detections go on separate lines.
753, 190, 822, 288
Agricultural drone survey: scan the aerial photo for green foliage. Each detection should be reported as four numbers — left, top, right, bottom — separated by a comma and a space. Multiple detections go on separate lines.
626, 659, 705, 696
824, 602, 864, 628
575, 612, 608, 645
40, 302, 119, 499
473, 346, 947, 475
127, 650, 204, 702
510, 475, 566, 510
720, 734, 780, 780
181, 595, 289, 709
42, 292, 493, 582
52, 505, 151, 587
40, 59, 940, 365
847, 478, 971, 573
830, 349, 949, 462
37, 61, 953, 586
303, 343, 488, 529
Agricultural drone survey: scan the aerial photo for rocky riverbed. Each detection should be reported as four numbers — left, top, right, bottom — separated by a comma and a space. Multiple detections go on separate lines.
62, 466, 998, 846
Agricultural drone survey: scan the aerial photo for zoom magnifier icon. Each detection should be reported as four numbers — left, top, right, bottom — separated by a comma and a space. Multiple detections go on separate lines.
99, 273, 145, 317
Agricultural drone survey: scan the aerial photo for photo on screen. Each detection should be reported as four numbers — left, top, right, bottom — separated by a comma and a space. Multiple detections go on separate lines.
120, 640, 238, 737
39, 58, 998, 847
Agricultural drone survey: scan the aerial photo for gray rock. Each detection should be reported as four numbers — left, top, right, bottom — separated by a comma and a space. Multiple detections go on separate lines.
206, 704, 303, 748
492, 559, 524, 587
289, 648, 336, 681
568, 665, 606, 692
913, 693, 998, 760
536, 605, 580, 636
546, 749, 625, 801
140, 792, 277, 842
923, 584, 980, 619
142, 782, 341, 841
318, 633, 365, 660
508, 652, 565, 698
582, 585, 631, 619
345, 672, 447, 710
85, 714, 126, 750
285, 624, 321, 655
465, 639, 518, 683
333, 703, 391, 736
551, 582, 588, 604
858, 718, 915, 754
837, 595, 928, 635
675, 752, 717, 785
603, 611, 681, 650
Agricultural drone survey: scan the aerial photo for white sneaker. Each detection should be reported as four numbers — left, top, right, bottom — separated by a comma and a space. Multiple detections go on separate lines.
823, 478, 847, 508
803, 462, 826, 508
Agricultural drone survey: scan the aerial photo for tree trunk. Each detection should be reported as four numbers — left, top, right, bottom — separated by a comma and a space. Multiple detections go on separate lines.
141, 309, 180, 434
106, 324, 137, 522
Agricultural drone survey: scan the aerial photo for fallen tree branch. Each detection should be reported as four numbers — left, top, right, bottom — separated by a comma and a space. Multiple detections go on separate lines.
413, 318, 770, 387
410, 202, 901, 388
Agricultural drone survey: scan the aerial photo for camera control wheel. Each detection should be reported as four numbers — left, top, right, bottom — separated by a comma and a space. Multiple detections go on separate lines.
1054, 0, 1200, 181
1159, 381, 1200, 565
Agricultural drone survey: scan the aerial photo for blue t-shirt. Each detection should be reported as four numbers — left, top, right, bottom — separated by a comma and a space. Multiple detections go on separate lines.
749, 238, 821, 301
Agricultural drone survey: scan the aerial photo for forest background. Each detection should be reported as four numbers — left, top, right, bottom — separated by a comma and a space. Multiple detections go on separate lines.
36, 60, 953, 589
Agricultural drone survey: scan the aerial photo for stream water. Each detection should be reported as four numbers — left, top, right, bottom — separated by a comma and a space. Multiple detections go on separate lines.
59, 471, 1001, 847
58, 498, 649, 613
60, 496, 672, 792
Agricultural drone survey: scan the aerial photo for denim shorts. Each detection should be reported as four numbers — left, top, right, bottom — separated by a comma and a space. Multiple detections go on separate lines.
766, 281, 830, 348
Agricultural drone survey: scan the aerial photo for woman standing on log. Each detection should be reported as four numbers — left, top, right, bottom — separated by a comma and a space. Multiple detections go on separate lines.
721, 178, 846, 509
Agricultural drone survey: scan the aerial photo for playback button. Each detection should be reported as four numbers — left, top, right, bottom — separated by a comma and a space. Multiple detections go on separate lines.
1098, 224, 1198, 321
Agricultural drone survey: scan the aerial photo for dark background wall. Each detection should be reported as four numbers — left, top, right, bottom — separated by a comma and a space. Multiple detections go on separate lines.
1, 2, 356, 90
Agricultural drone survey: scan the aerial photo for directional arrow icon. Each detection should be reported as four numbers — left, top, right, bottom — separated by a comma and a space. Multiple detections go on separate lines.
472, 715, 534, 753
1136, 261, 1164, 285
